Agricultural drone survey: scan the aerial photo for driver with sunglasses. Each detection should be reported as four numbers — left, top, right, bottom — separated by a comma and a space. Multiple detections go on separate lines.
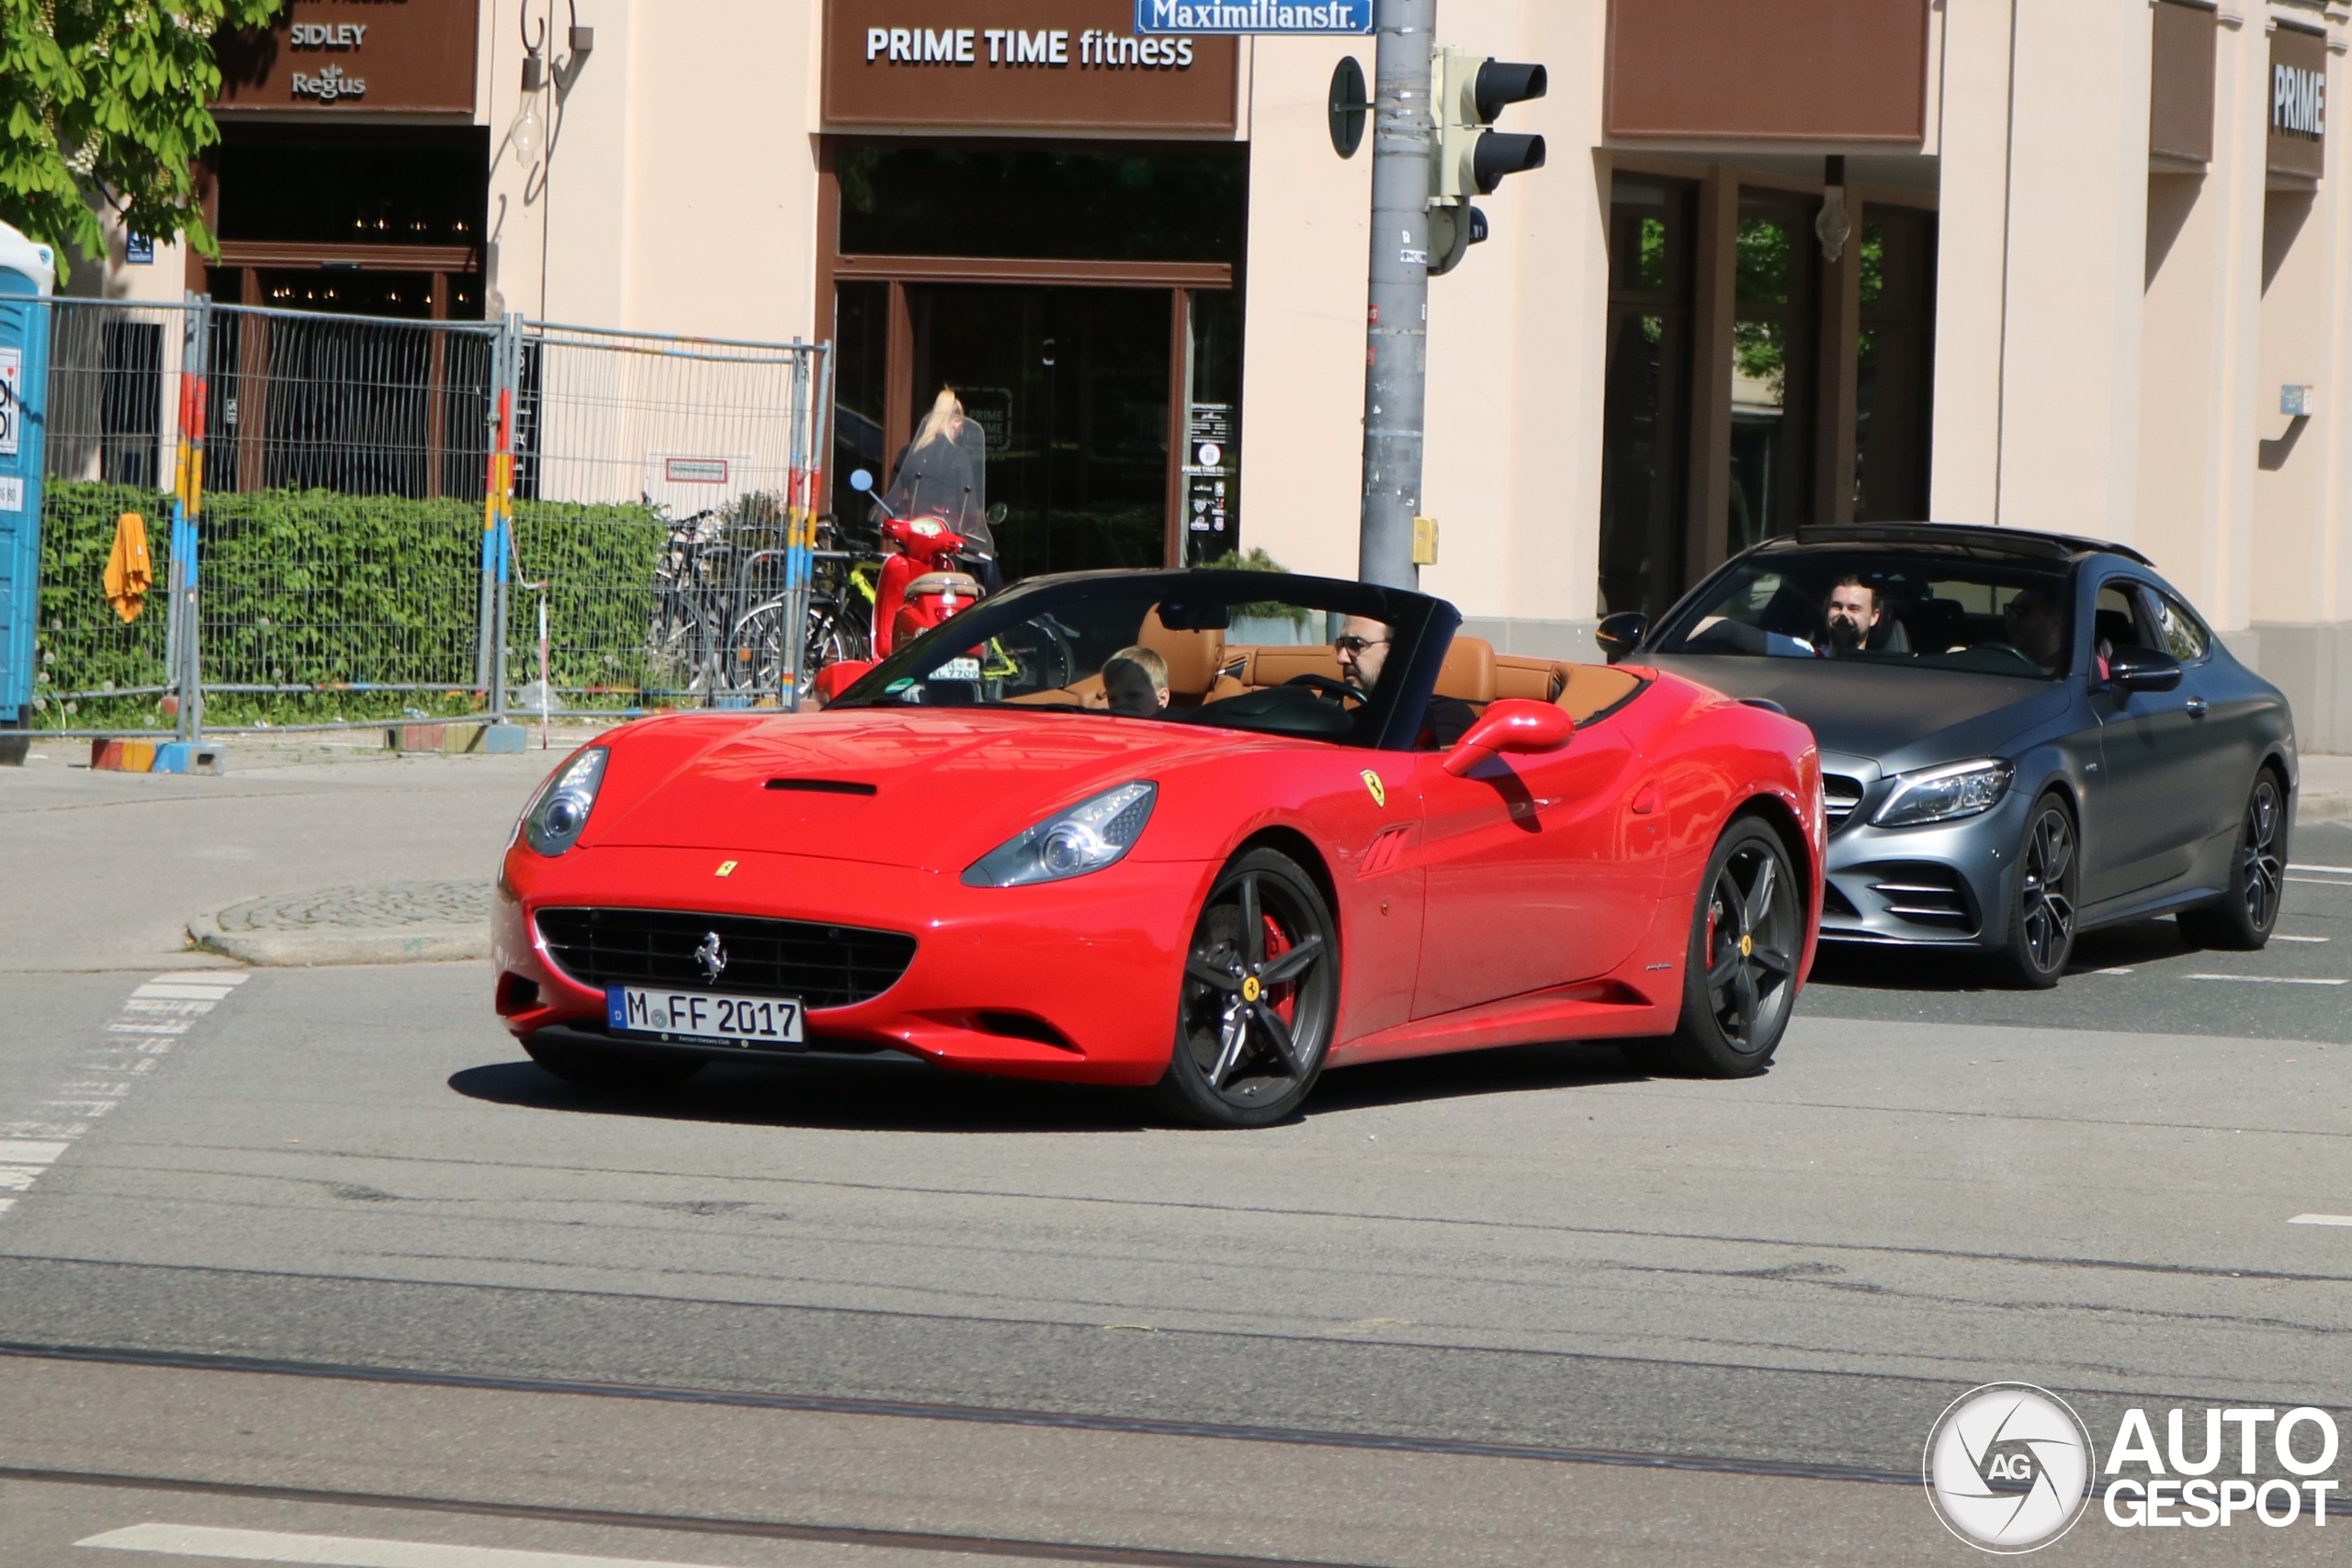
1337, 616, 1476, 747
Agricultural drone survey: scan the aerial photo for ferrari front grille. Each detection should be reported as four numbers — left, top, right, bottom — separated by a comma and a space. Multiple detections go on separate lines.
535, 908, 917, 1010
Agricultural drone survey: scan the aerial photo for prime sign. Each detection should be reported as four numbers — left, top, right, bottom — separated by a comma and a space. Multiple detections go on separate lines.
2275, 62, 2325, 138
1136, 1, 1372, 33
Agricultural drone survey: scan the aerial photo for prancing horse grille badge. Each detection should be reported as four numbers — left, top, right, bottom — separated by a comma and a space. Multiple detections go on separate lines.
694, 931, 728, 983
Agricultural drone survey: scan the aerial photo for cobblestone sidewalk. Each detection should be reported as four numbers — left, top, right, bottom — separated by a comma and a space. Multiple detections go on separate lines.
192, 881, 492, 966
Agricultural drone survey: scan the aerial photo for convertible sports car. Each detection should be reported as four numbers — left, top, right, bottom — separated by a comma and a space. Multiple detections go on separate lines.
1599, 525, 2298, 987
493, 569, 1823, 1126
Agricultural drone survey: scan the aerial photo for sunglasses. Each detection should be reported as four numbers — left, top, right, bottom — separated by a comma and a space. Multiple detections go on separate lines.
1334, 635, 1389, 655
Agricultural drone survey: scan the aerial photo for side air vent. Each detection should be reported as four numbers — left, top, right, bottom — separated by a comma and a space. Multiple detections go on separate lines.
1863, 863, 1976, 931
1823, 774, 1865, 831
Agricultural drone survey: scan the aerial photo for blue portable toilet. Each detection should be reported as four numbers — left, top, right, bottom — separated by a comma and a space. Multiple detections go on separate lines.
0, 220, 54, 738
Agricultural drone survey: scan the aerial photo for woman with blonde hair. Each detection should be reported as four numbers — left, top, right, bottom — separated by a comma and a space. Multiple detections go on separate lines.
881, 388, 997, 588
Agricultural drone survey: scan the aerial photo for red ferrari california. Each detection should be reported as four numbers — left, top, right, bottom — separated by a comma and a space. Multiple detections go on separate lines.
493, 570, 1823, 1127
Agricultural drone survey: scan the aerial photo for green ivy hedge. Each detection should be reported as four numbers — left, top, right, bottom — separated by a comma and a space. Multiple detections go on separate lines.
31, 479, 663, 729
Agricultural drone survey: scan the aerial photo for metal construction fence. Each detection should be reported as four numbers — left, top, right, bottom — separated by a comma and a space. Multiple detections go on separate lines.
26, 294, 831, 739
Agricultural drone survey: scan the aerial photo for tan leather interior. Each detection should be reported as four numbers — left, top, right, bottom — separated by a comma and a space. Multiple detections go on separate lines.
1491, 654, 1566, 703
1136, 608, 1237, 702
1006, 615, 1643, 726
1557, 664, 1641, 722
1233, 645, 1344, 688
1432, 636, 1497, 703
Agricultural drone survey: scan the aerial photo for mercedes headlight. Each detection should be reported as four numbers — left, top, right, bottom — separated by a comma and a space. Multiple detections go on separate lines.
964, 782, 1157, 887
1871, 759, 2013, 829
519, 747, 608, 855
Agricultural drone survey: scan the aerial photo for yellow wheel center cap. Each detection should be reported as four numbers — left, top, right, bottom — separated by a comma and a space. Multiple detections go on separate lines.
1241, 976, 1262, 1002
1739, 933, 1753, 958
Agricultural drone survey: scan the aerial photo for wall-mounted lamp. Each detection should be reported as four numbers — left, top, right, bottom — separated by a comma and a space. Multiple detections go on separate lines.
1815, 154, 1851, 264
509, 6, 548, 167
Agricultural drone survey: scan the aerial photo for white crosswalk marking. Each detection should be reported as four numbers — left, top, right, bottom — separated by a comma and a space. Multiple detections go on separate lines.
0, 972, 247, 1224
78, 1523, 741, 1568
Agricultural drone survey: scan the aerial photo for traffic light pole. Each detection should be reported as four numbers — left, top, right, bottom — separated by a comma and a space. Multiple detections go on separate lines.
1358, 0, 1436, 592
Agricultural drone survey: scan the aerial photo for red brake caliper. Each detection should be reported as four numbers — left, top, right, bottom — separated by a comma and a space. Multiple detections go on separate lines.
1262, 917, 1296, 1023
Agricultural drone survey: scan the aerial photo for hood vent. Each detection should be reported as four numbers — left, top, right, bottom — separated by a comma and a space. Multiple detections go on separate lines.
766, 778, 878, 795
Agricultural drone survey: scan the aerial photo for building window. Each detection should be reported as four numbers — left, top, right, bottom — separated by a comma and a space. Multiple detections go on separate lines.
1729, 191, 1820, 553
1854, 207, 1936, 521
826, 140, 1246, 580
1599, 175, 1695, 618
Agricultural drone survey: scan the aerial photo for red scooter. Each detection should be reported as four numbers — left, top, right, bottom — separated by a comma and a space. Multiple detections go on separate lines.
811, 469, 987, 704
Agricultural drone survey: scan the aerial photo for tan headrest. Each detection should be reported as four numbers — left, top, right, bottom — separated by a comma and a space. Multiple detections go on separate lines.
1433, 636, 1496, 703
1139, 607, 1226, 697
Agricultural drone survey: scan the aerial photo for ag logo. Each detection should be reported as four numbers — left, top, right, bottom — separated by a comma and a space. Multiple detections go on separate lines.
1924, 1382, 2094, 1553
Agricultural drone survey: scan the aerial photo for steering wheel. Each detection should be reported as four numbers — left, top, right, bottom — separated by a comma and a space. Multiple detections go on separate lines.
1283, 674, 1363, 705
1976, 643, 2046, 674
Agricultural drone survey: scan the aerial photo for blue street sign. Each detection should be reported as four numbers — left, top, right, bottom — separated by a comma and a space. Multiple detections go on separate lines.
1136, 1, 1374, 34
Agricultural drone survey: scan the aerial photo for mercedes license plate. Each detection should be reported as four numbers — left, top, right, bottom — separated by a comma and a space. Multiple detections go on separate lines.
606, 987, 803, 1047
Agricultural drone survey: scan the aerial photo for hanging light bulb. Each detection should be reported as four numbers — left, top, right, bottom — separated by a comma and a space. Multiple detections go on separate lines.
508, 33, 548, 170
508, 95, 547, 169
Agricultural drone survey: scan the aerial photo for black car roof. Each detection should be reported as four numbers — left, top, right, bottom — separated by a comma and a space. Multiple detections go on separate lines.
1781, 523, 2153, 568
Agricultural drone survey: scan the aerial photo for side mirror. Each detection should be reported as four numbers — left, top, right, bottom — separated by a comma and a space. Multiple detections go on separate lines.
849, 468, 875, 494
1442, 698, 1574, 777
988, 502, 1008, 525
1596, 611, 1648, 664
2106, 645, 2183, 694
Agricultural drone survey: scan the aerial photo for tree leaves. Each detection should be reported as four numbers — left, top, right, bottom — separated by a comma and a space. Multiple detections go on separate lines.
0, 0, 285, 280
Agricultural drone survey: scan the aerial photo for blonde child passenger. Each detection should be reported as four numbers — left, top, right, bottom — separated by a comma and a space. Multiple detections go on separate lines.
1098, 646, 1170, 717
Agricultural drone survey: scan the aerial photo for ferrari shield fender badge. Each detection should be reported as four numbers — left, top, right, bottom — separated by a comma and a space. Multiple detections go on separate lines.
715, 859, 739, 877
1361, 770, 1385, 808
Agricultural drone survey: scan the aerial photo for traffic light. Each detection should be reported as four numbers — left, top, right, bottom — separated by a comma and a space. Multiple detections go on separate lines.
1429, 47, 1547, 275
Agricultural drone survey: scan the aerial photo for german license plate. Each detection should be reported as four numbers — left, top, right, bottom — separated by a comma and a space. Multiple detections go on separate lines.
606, 987, 803, 1047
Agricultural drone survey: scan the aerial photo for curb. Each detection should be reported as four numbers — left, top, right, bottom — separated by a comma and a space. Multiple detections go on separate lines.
188, 911, 490, 966
2301, 795, 2352, 828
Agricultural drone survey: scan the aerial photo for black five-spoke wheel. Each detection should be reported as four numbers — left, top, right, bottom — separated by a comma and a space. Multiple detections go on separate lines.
1994, 795, 2077, 989
1158, 848, 1339, 1127
2181, 770, 2287, 951
1628, 817, 1801, 1077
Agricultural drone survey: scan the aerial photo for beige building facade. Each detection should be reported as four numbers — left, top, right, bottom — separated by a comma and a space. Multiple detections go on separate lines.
75, 0, 2352, 747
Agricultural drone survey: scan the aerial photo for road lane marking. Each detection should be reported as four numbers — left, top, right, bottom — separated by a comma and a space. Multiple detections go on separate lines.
0, 973, 245, 1225
2290, 1214, 2352, 1227
2288, 876, 2352, 886
2289, 863, 2352, 874
2274, 934, 2332, 942
78, 1523, 737, 1568
2182, 974, 2348, 985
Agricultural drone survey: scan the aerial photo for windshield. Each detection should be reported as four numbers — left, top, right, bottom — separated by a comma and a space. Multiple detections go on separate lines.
1652, 548, 2076, 680
828, 570, 1451, 748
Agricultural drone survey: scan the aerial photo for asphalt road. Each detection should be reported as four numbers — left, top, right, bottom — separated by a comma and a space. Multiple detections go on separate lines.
1, 766, 2346, 1566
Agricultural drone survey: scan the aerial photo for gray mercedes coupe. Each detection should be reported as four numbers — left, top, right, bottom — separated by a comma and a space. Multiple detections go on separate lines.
1599, 525, 2298, 987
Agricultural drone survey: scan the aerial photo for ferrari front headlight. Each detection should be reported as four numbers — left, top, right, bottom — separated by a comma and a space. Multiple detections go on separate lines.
519, 746, 608, 855
963, 782, 1157, 887
1871, 759, 2013, 829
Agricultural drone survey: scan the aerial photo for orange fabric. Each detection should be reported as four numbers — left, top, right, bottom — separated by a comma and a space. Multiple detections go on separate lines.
104, 512, 153, 624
